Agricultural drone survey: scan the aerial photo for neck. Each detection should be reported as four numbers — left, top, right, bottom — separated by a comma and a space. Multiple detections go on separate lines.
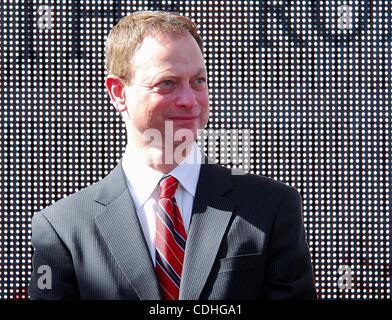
126, 139, 195, 174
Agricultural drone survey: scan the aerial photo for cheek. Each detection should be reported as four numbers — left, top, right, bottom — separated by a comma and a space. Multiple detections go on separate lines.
198, 93, 210, 119
197, 91, 209, 109
144, 96, 173, 126
131, 94, 164, 116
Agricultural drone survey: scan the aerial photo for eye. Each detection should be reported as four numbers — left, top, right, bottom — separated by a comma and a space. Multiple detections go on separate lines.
192, 77, 207, 89
156, 80, 176, 93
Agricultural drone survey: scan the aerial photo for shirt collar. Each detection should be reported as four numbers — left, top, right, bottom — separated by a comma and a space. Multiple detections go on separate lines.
169, 142, 201, 198
122, 142, 201, 209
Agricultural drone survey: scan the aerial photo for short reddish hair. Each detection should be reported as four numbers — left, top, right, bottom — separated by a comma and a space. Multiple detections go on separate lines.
105, 11, 204, 84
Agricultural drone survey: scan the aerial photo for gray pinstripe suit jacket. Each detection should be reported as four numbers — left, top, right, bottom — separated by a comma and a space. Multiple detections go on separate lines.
28, 158, 316, 300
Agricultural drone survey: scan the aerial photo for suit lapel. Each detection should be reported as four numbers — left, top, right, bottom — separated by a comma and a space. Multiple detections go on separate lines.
180, 159, 235, 300
94, 160, 161, 300
92, 158, 236, 300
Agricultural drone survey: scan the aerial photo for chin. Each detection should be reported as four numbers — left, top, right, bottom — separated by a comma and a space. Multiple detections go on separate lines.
173, 126, 198, 143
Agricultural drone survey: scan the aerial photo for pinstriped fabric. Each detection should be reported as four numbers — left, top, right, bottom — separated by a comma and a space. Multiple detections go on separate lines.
29, 159, 316, 300
155, 175, 187, 300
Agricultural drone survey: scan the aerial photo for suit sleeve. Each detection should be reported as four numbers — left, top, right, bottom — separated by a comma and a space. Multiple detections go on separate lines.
28, 212, 80, 300
262, 187, 317, 299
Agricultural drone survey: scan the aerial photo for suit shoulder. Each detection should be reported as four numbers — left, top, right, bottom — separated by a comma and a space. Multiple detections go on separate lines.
37, 178, 102, 222
35, 161, 125, 225
229, 168, 298, 196
207, 163, 300, 207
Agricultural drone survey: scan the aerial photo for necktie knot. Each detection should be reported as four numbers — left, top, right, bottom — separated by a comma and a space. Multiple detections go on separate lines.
159, 175, 179, 199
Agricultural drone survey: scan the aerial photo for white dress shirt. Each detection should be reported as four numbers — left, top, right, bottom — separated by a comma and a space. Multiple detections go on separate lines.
122, 142, 202, 264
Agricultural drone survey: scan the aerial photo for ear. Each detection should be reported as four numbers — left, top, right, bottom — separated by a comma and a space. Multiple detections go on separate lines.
105, 75, 128, 112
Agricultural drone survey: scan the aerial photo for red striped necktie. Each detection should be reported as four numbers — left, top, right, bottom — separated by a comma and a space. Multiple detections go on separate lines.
155, 175, 187, 300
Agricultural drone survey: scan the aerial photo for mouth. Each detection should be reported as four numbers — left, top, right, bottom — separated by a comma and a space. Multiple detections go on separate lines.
166, 115, 199, 121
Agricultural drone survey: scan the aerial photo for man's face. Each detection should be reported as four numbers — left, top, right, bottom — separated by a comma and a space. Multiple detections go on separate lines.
123, 33, 209, 148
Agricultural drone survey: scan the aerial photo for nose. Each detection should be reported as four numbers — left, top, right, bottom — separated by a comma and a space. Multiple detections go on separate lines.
175, 84, 197, 109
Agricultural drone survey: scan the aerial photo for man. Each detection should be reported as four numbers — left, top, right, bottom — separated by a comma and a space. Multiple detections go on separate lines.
28, 11, 316, 300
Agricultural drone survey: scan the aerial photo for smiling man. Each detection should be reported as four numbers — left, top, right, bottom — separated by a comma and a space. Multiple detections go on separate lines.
106, 25, 209, 173
28, 11, 316, 300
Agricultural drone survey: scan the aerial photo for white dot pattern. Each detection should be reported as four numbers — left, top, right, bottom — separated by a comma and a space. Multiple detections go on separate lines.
0, 0, 390, 300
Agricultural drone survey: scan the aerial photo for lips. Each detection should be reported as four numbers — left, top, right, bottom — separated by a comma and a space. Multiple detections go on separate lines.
167, 115, 199, 120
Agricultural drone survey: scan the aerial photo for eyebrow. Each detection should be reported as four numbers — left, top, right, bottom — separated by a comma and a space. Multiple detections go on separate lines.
164, 68, 206, 76
194, 68, 207, 75
148, 67, 207, 85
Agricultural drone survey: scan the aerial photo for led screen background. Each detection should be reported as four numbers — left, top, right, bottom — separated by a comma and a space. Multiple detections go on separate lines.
0, 1, 390, 299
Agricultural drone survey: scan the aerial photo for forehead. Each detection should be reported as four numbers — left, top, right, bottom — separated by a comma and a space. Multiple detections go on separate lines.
131, 33, 206, 76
